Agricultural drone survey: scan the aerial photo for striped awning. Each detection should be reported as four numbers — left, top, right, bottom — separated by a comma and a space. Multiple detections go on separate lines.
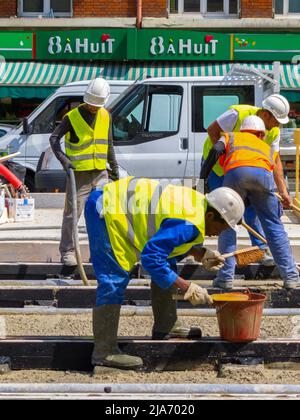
0, 61, 299, 97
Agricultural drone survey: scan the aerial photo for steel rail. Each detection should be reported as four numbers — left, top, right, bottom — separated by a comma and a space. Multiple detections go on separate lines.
0, 306, 298, 317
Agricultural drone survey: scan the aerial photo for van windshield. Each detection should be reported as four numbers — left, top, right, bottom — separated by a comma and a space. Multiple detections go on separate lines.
107, 83, 144, 112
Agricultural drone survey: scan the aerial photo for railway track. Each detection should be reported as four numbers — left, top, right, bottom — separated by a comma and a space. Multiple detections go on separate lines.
0, 285, 298, 308
0, 336, 300, 371
0, 262, 298, 400
0, 262, 286, 281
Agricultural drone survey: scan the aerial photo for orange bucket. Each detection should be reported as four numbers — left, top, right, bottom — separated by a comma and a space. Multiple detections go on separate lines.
213, 292, 267, 342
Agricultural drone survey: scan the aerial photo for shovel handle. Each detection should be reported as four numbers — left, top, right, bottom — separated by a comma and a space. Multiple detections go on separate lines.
275, 192, 299, 212
241, 221, 268, 245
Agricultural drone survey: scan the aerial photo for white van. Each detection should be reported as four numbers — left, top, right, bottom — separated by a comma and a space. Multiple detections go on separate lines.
35, 65, 281, 191
0, 80, 132, 190
2, 64, 281, 191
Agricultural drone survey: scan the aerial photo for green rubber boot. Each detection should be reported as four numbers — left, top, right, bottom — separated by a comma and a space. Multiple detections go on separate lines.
92, 304, 143, 370
151, 282, 202, 340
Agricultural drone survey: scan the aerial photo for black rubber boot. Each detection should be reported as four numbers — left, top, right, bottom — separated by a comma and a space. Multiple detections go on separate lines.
92, 304, 143, 370
151, 282, 202, 340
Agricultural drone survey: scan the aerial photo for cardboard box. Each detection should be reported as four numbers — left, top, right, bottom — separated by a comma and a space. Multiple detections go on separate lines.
8, 198, 35, 222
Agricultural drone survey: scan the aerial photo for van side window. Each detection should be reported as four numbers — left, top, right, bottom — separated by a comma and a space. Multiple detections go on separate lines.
32, 96, 82, 134
192, 86, 255, 133
112, 85, 183, 143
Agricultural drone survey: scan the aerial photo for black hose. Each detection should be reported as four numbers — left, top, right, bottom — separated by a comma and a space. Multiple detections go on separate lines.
68, 168, 89, 286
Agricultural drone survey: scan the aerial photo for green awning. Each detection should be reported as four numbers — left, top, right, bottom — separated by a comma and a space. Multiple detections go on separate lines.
0, 61, 299, 98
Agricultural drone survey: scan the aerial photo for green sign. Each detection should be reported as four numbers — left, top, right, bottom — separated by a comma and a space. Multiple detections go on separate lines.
36, 29, 130, 61
233, 34, 300, 62
133, 30, 231, 61
34, 30, 300, 63
0, 32, 33, 59
35, 29, 231, 61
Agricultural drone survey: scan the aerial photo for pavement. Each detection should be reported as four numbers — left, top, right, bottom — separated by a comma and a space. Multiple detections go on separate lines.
0, 193, 299, 263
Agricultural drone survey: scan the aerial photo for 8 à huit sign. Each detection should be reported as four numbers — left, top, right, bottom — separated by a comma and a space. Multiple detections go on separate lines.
37, 29, 127, 60
47, 35, 116, 55
29, 30, 300, 62
36, 29, 231, 61
149, 35, 219, 56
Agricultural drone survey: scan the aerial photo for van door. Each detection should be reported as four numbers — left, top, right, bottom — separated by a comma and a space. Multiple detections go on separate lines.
112, 83, 189, 178
24, 95, 83, 171
191, 84, 255, 178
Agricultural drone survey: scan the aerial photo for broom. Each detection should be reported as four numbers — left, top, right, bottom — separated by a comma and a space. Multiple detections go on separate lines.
221, 246, 265, 266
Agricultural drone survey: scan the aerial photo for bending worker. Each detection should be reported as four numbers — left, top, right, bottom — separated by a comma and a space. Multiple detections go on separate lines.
50, 77, 119, 266
202, 94, 291, 267
201, 115, 299, 290
85, 177, 245, 370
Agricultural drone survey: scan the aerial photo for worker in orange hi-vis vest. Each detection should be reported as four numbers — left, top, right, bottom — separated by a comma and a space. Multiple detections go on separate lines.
201, 115, 299, 290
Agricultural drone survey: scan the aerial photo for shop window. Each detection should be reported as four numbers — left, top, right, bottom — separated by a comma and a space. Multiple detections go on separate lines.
169, 0, 238, 16
112, 85, 183, 143
275, 0, 300, 15
192, 86, 254, 133
19, 0, 72, 17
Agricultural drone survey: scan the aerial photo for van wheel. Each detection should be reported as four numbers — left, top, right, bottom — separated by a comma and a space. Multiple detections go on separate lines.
25, 172, 35, 193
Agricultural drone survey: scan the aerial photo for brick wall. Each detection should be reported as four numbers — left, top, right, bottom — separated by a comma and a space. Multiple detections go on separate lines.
73, 0, 167, 18
241, 0, 274, 18
0, 0, 274, 20
0, 0, 17, 17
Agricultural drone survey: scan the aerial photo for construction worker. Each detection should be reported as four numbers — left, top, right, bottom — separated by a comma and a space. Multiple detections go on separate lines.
50, 77, 119, 266
201, 94, 291, 267
84, 178, 245, 369
201, 115, 299, 290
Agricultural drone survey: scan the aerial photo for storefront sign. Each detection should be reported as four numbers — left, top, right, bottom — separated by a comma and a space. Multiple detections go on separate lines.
0, 32, 33, 59
36, 29, 129, 60
133, 30, 231, 61
34, 30, 300, 63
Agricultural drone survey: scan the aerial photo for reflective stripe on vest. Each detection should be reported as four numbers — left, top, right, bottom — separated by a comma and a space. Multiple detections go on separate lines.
202, 105, 280, 177
65, 106, 110, 171
103, 177, 206, 272
222, 132, 274, 174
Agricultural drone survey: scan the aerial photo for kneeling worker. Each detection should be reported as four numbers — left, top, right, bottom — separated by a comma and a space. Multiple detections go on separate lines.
85, 177, 245, 369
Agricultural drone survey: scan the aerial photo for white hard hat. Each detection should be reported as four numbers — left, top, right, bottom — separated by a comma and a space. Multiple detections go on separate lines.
240, 115, 266, 133
262, 94, 290, 125
205, 187, 245, 230
84, 77, 110, 107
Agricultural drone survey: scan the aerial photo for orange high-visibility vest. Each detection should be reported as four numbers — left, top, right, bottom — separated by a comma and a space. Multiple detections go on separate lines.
221, 132, 275, 175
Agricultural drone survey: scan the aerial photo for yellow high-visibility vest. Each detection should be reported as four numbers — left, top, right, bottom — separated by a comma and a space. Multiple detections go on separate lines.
65, 105, 110, 171
103, 177, 207, 272
221, 132, 275, 174
203, 105, 280, 177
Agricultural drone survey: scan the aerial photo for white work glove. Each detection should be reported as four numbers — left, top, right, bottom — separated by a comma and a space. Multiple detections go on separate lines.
202, 248, 225, 272
184, 282, 213, 306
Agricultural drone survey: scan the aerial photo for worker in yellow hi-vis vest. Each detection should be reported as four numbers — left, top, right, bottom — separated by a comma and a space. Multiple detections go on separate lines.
50, 78, 119, 266
201, 94, 291, 267
85, 179, 245, 370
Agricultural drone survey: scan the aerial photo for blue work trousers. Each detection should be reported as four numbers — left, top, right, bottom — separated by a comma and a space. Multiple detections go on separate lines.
217, 167, 299, 284
85, 189, 131, 306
